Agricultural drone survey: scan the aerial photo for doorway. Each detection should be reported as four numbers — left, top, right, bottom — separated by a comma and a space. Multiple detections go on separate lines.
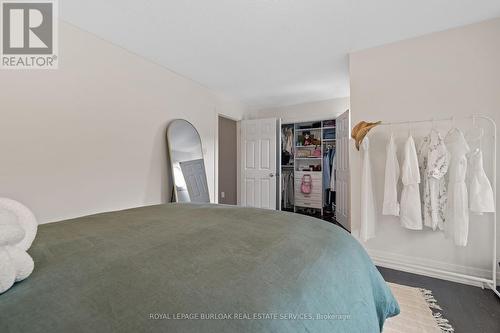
277, 117, 342, 220
218, 115, 238, 205
238, 118, 278, 209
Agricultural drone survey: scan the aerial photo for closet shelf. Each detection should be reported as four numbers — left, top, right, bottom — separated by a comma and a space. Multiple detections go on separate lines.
295, 145, 318, 148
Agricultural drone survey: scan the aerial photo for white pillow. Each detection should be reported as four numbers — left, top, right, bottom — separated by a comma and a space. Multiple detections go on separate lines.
0, 219, 25, 246
0, 198, 37, 251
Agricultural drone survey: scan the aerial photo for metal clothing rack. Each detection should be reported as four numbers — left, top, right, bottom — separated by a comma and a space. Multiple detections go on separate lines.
378, 114, 498, 298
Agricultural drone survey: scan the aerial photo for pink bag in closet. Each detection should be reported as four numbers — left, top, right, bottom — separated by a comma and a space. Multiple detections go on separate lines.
301, 175, 312, 194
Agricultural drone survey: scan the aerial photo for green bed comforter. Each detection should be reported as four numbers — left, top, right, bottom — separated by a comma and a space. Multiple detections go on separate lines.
0, 203, 399, 333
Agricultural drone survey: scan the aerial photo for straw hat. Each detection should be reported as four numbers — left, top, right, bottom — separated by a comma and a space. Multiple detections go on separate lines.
351, 121, 381, 150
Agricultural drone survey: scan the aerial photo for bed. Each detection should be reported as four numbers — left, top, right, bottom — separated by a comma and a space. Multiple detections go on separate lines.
0, 203, 399, 332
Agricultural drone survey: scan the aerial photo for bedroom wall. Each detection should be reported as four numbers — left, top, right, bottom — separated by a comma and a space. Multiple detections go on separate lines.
0, 21, 246, 224
247, 97, 350, 123
349, 18, 500, 285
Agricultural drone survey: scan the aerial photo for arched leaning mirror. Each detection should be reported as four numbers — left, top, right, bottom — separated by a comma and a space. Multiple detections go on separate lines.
167, 120, 210, 203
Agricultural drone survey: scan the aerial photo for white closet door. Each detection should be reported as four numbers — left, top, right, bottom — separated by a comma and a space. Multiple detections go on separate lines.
336, 110, 350, 230
240, 118, 277, 209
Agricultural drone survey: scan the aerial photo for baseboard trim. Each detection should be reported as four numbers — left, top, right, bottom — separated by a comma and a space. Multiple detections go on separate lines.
368, 249, 499, 288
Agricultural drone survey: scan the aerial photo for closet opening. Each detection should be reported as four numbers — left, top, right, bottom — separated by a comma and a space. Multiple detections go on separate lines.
280, 119, 336, 218
280, 112, 349, 228
217, 115, 237, 205
279, 110, 350, 229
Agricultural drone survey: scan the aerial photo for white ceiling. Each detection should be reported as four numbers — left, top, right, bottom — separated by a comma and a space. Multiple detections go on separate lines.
61, 1, 500, 109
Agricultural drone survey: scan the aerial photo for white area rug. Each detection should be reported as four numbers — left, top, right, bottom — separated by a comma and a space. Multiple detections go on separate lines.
384, 283, 454, 333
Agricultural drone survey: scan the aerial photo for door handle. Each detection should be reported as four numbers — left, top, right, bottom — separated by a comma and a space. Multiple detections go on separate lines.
269, 173, 275, 178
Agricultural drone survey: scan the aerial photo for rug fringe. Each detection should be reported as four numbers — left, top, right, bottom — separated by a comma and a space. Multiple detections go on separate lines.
419, 288, 455, 332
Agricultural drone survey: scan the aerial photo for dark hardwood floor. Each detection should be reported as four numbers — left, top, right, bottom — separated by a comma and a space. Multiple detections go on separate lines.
378, 267, 500, 333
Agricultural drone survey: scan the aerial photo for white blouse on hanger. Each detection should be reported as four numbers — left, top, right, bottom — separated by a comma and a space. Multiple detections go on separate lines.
418, 129, 450, 231
469, 149, 495, 214
360, 137, 376, 241
382, 134, 400, 216
445, 128, 470, 246
400, 135, 423, 230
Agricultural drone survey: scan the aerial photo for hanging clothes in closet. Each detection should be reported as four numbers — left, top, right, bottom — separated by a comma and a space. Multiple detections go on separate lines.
330, 151, 336, 191
445, 128, 470, 246
418, 128, 450, 231
323, 149, 331, 190
282, 127, 293, 155
323, 146, 335, 207
281, 170, 294, 209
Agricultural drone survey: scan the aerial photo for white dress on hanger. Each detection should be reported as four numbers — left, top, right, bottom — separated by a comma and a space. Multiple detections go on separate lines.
400, 135, 423, 230
445, 128, 470, 246
468, 149, 495, 214
382, 134, 400, 216
418, 129, 450, 230
360, 137, 376, 241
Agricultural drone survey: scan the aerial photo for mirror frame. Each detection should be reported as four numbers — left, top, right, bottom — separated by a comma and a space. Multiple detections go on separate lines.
166, 119, 209, 203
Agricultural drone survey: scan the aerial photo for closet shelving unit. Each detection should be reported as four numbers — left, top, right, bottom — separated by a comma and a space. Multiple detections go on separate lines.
377, 114, 498, 298
280, 120, 336, 217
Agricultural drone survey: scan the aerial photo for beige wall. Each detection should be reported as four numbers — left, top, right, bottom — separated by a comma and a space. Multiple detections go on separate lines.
248, 97, 350, 123
349, 18, 500, 284
218, 116, 237, 205
0, 21, 245, 224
